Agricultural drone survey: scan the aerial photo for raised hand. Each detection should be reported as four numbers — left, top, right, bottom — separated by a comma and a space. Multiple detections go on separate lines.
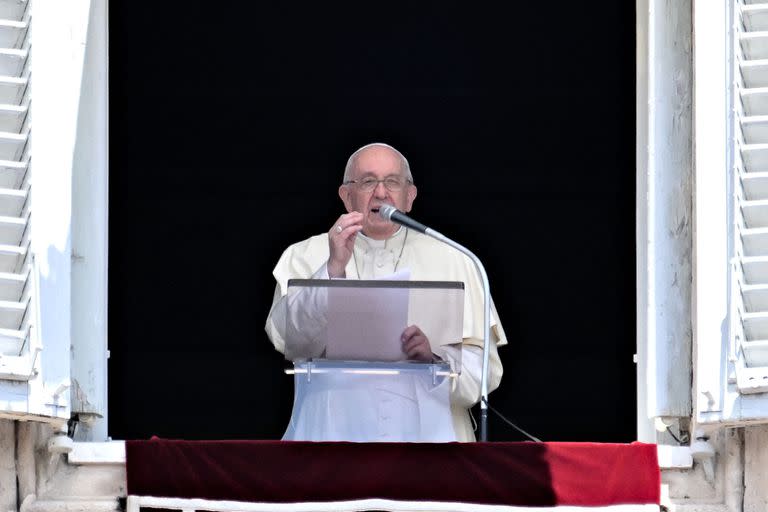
327, 212, 364, 278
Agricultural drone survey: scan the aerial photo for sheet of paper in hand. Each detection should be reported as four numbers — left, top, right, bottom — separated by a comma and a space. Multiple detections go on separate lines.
325, 269, 410, 362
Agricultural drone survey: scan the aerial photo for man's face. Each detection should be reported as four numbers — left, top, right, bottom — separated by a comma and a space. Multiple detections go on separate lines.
338, 146, 417, 240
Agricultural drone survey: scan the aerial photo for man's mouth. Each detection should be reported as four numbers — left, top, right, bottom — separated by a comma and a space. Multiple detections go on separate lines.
369, 205, 393, 220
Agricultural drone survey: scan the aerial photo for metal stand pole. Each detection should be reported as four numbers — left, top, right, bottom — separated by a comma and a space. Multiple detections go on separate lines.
425, 228, 491, 441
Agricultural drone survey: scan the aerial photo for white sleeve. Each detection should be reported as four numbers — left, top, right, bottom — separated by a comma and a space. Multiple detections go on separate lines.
265, 263, 331, 359
436, 341, 503, 409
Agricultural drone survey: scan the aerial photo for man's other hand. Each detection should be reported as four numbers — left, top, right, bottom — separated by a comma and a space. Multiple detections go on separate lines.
401, 325, 433, 362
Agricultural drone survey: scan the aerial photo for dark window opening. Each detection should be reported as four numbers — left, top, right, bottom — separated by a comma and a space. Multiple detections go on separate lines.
108, 2, 636, 442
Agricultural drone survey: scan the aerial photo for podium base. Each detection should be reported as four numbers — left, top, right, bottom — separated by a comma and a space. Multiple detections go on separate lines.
283, 359, 456, 442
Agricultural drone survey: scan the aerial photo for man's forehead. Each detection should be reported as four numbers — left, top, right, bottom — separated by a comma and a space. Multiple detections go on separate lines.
353, 147, 403, 174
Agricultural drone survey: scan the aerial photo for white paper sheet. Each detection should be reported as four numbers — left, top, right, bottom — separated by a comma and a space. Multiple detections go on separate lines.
325, 269, 411, 361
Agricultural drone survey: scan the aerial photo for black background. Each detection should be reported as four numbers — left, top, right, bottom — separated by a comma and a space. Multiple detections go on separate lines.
108, 2, 636, 442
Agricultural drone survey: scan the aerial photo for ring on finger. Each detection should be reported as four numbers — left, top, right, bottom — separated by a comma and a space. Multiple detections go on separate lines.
335, 225, 343, 233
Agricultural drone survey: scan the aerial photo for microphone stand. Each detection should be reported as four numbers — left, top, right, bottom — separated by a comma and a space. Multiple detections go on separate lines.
425, 227, 492, 442
379, 205, 493, 441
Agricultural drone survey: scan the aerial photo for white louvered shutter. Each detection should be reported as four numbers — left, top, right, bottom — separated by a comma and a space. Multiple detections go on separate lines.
732, 0, 768, 395
0, 0, 32, 383
0, 0, 69, 423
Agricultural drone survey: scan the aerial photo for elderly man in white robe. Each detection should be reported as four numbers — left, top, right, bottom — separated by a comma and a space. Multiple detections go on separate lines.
265, 142, 507, 442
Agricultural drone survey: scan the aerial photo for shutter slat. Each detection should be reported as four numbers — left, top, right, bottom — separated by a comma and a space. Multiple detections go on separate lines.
741, 143, 768, 170
0, 2, 27, 23
0, 327, 24, 355
742, 255, 768, 283
0, 76, 27, 104
0, 187, 25, 216
0, 20, 26, 50
0, 244, 24, 273
0, 49, 26, 78
0, 299, 25, 329
0, 104, 26, 133
744, 340, 768, 368
743, 312, 768, 339
0, 271, 24, 301
741, 230, 766, 256
0, 161, 26, 189
742, 283, 768, 310
0, 215, 26, 245
742, 32, 768, 60
740, 60, 768, 87
742, 115, 768, 142
742, 172, 768, 198
0, 131, 26, 160
741, 88, 768, 115
742, 4, 768, 32
741, 200, 768, 226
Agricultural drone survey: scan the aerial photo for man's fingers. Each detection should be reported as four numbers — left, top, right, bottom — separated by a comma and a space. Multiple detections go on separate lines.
331, 212, 364, 234
403, 335, 432, 361
330, 218, 363, 242
331, 226, 362, 249
402, 332, 428, 352
341, 224, 363, 237
403, 335, 425, 352
327, 213, 364, 278
401, 325, 422, 341
401, 325, 431, 361
329, 213, 362, 237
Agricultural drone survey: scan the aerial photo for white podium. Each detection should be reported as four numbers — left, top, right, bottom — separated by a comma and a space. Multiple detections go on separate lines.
279, 279, 464, 442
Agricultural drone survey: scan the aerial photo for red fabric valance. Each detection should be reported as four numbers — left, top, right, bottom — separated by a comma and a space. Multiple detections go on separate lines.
125, 439, 660, 507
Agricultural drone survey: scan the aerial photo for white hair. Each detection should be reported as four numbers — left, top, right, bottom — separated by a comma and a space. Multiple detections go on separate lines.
343, 142, 414, 183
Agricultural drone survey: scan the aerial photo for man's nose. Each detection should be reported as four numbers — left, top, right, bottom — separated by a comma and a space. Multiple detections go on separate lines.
373, 181, 389, 197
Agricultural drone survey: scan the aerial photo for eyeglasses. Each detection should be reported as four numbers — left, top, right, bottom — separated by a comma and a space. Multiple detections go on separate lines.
343, 176, 412, 192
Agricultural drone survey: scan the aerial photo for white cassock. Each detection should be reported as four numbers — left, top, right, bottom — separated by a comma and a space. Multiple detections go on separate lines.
265, 227, 507, 442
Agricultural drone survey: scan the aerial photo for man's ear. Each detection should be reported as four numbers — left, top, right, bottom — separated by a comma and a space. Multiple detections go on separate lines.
404, 184, 417, 213
339, 185, 353, 212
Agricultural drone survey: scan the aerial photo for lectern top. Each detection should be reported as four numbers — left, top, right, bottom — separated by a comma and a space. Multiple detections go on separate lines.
279, 279, 464, 367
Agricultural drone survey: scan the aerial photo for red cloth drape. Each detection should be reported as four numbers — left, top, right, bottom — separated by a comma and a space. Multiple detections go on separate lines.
125, 439, 660, 507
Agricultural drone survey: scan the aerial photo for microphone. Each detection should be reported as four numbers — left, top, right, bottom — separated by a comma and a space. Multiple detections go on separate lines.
378, 204, 429, 234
